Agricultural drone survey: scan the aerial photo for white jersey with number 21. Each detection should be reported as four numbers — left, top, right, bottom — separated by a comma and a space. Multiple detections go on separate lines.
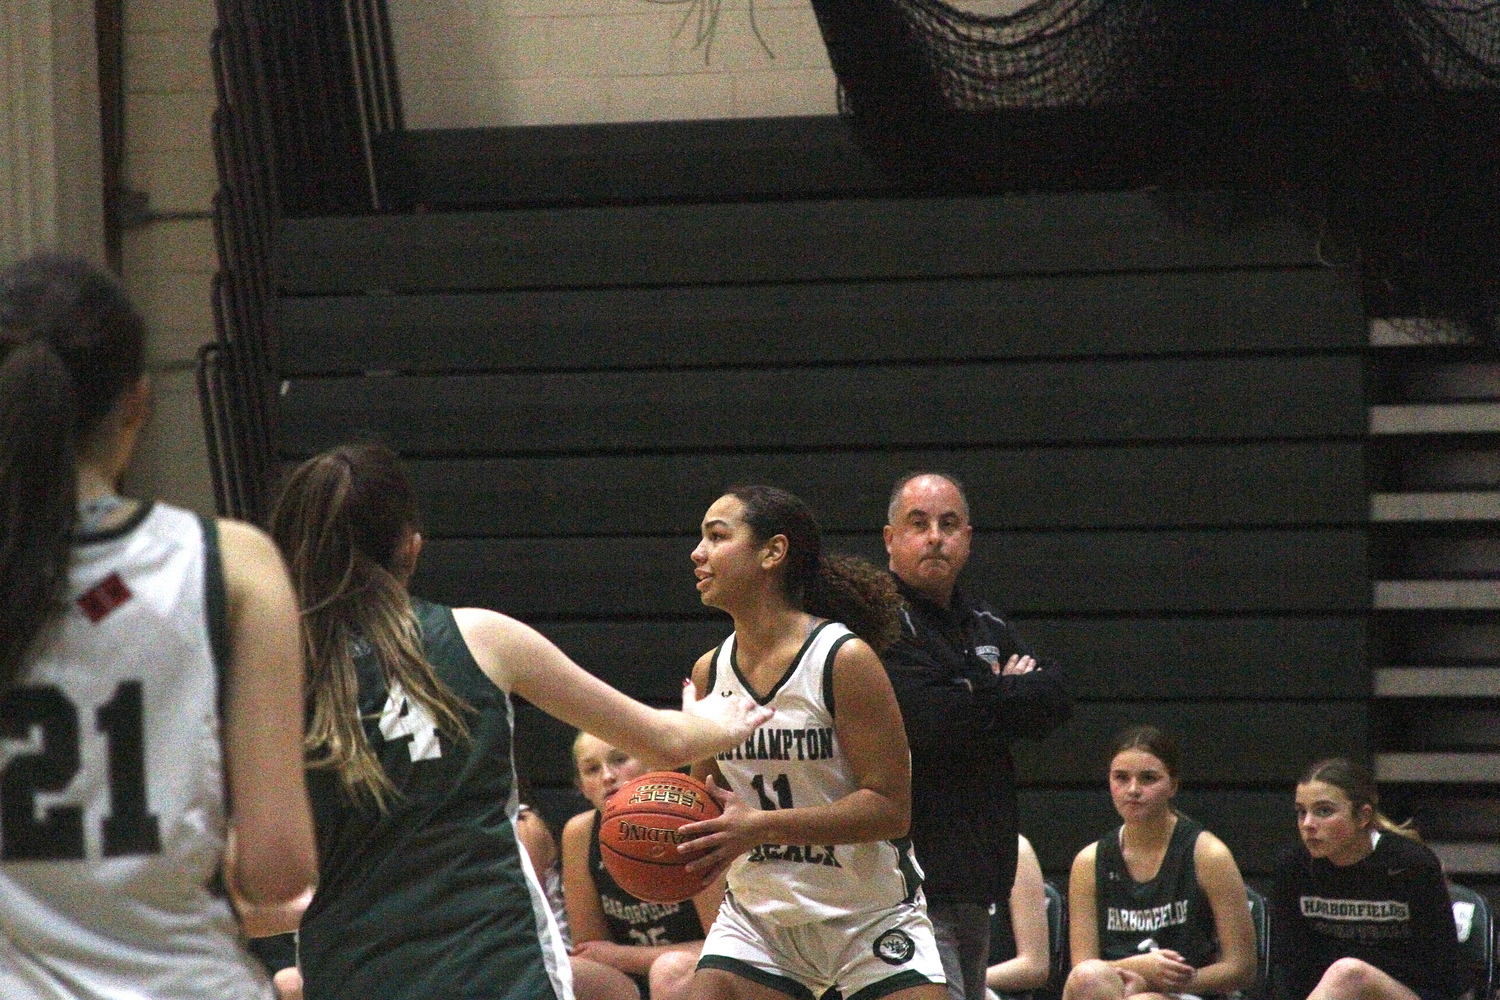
0, 503, 272, 1000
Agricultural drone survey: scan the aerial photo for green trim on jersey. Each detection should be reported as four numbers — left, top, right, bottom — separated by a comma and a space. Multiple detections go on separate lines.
299, 598, 564, 1000
732, 621, 833, 706
847, 969, 936, 1000
696, 955, 817, 1000
890, 837, 922, 904
73, 498, 154, 544
706, 639, 725, 693
196, 515, 230, 720
820, 631, 853, 719
196, 514, 233, 900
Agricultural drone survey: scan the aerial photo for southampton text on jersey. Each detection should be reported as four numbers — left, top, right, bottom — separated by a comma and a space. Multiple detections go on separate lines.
716, 726, 835, 762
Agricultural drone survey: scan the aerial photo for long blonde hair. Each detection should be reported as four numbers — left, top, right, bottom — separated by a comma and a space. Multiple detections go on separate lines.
270, 443, 471, 809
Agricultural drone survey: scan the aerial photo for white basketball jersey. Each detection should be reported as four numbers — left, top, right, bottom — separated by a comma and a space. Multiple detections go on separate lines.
0, 503, 273, 1000
709, 621, 923, 926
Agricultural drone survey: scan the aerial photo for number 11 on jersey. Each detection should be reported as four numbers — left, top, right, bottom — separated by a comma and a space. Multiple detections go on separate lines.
750, 773, 794, 810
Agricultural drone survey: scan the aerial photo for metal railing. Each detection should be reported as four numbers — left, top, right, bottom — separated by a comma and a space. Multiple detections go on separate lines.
200, 0, 402, 521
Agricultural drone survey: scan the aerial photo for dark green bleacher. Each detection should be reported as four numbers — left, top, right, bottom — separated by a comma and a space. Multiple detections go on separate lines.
274, 118, 1368, 877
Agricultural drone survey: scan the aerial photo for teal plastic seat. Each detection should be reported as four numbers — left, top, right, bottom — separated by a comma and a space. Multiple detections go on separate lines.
988, 879, 1067, 1000
1450, 882, 1496, 1000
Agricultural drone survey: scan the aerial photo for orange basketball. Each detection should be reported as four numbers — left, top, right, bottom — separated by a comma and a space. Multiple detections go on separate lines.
599, 771, 722, 904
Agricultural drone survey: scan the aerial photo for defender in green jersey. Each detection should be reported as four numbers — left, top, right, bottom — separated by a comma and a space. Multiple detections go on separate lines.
266, 444, 769, 1000
299, 597, 563, 999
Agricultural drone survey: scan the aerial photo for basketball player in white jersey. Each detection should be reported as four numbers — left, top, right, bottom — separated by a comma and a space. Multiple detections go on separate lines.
677, 485, 946, 1000
0, 254, 316, 999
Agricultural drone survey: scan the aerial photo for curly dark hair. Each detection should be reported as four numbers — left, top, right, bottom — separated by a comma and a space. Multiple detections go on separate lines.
726, 485, 903, 653
814, 554, 903, 654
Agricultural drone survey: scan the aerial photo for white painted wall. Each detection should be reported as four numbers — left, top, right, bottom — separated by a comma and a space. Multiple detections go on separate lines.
388, 0, 839, 128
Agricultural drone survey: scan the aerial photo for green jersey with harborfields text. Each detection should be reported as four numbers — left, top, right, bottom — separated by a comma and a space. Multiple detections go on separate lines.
298, 599, 570, 1000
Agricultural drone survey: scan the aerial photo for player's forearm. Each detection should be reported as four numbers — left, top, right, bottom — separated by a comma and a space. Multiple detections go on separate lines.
1187, 957, 1255, 996
630, 709, 739, 771
751, 788, 908, 845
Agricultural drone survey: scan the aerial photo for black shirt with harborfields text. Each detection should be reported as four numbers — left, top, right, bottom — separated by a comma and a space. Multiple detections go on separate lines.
1269, 831, 1461, 1000
1094, 813, 1217, 966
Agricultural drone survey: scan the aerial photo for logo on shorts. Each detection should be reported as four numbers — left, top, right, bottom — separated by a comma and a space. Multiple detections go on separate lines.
873, 928, 915, 965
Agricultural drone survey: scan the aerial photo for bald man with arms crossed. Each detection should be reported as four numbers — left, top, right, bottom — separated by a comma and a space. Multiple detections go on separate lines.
882, 473, 1072, 1000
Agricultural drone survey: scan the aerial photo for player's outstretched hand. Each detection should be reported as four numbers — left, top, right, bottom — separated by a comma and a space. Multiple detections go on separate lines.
682, 678, 773, 746
675, 773, 762, 880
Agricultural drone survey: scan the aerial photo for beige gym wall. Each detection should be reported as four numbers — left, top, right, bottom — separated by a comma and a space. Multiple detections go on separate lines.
0, 0, 104, 266
389, 0, 837, 128
117, 0, 218, 514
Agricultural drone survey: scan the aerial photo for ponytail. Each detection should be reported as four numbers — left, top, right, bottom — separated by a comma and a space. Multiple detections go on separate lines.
1, 255, 145, 692
809, 553, 903, 654
270, 443, 472, 810
0, 340, 78, 689
1300, 757, 1421, 842
725, 484, 903, 653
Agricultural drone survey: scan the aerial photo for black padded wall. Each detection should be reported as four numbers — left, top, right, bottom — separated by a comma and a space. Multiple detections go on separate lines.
275, 155, 1368, 875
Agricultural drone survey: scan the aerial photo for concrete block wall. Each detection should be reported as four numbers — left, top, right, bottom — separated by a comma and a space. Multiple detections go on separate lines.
118, 0, 218, 514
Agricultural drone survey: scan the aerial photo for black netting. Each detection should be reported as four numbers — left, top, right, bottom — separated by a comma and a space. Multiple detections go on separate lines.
1337, 0, 1500, 90
813, 0, 1500, 117
860, 0, 1164, 110
810, 0, 1500, 342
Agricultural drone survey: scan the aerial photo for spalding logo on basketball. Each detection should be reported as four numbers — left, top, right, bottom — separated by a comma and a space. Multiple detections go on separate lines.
599, 772, 722, 904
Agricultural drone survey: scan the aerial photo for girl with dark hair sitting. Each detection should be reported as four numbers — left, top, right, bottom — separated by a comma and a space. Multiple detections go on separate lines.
1062, 726, 1256, 1000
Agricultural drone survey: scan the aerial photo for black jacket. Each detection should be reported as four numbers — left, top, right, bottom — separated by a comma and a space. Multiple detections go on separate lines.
882, 577, 1071, 904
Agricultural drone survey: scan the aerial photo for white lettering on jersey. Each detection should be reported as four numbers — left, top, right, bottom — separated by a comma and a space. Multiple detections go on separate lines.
379, 682, 441, 761
1107, 901, 1190, 932
1299, 897, 1410, 922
